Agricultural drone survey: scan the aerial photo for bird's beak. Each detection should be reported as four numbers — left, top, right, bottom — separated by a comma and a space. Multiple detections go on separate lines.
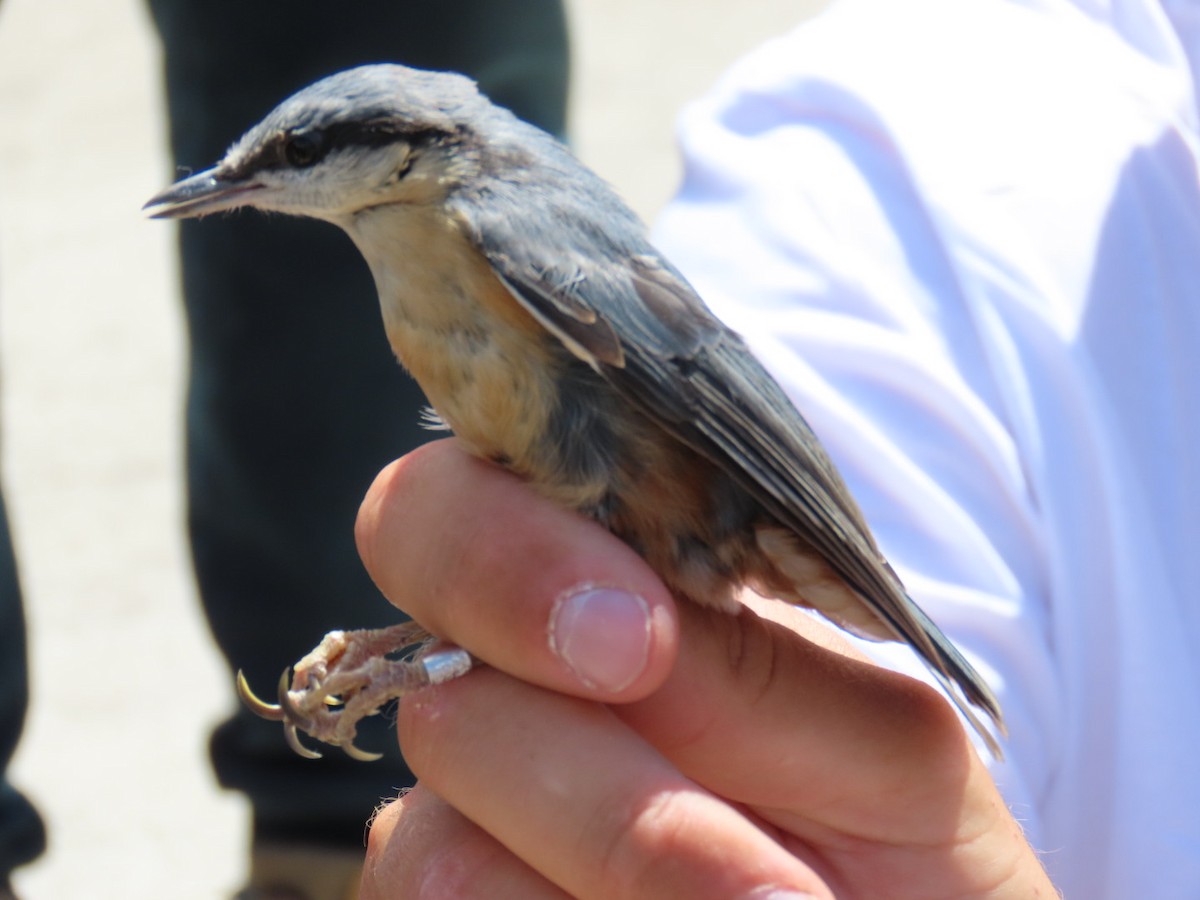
143, 167, 263, 220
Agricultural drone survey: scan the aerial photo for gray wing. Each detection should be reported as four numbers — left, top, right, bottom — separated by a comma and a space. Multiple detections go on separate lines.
450, 165, 1002, 738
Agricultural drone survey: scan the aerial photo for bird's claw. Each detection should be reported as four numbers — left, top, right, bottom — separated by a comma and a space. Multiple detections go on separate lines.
276, 669, 315, 733
284, 720, 325, 760
235, 668, 284, 721
234, 622, 462, 762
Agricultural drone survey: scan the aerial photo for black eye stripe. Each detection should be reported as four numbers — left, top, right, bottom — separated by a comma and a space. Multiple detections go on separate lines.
233, 123, 444, 179
329, 121, 408, 149
282, 122, 424, 165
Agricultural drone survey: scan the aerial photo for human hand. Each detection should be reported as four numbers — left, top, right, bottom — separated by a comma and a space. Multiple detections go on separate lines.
355, 439, 1054, 899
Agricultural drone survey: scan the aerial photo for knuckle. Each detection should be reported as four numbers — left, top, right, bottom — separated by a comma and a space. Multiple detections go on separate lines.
888, 675, 976, 763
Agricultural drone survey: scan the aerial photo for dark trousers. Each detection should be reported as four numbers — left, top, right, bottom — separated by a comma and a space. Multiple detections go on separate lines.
0, 0, 568, 875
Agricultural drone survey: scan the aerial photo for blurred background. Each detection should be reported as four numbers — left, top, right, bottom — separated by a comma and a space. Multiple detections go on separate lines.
0, 0, 824, 895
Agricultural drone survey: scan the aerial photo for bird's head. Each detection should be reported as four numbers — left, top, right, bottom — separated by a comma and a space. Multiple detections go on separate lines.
145, 64, 493, 223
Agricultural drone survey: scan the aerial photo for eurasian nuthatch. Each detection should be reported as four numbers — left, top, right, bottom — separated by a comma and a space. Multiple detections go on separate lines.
146, 64, 1004, 759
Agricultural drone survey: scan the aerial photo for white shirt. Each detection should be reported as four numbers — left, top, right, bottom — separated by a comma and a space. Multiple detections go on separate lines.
653, 1, 1200, 895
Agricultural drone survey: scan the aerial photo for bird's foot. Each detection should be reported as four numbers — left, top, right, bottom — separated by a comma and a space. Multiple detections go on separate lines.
235, 622, 473, 761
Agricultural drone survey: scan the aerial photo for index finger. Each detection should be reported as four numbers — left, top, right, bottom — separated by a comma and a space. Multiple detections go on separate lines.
355, 438, 679, 702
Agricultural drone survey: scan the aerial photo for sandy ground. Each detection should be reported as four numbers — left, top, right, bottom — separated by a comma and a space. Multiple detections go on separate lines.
0, 1, 825, 896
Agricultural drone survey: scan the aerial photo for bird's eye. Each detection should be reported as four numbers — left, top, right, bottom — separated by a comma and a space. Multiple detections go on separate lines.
283, 131, 325, 168
395, 150, 415, 180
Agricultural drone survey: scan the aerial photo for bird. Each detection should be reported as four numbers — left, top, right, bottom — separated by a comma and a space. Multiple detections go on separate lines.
145, 63, 1004, 760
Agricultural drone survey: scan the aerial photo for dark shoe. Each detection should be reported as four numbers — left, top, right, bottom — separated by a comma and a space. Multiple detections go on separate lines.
233, 843, 362, 900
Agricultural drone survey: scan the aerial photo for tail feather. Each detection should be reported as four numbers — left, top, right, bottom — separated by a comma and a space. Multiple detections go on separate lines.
908, 597, 1006, 759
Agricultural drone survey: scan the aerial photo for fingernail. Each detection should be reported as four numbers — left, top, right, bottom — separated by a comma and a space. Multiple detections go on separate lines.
743, 888, 821, 900
549, 586, 651, 693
